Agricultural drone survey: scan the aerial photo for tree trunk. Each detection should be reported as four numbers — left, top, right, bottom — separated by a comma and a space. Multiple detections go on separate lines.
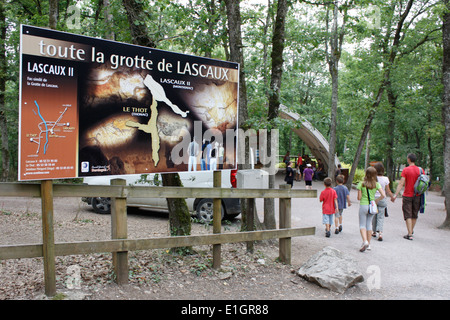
325, 2, 345, 181
224, 0, 248, 130
386, 80, 397, 186
263, 0, 272, 97
267, 0, 288, 121
0, 1, 10, 181
224, 0, 253, 231
440, 0, 450, 229
104, 0, 115, 40
122, 0, 191, 238
162, 173, 191, 237
49, 0, 58, 30
122, 0, 155, 48
265, 0, 288, 230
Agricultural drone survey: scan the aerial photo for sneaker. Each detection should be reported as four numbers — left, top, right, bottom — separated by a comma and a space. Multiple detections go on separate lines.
326, 231, 331, 238
335, 228, 339, 234
367, 244, 372, 251
360, 241, 369, 252
339, 225, 342, 232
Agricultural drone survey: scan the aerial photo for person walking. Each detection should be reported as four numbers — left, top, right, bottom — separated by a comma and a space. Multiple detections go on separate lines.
296, 153, 303, 181
285, 161, 295, 188
391, 153, 423, 240
357, 166, 386, 252
333, 174, 351, 234
303, 163, 314, 190
320, 177, 338, 238
372, 162, 394, 241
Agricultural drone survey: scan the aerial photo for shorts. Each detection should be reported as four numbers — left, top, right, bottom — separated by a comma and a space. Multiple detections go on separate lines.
322, 214, 334, 225
335, 209, 344, 218
402, 196, 421, 220
305, 180, 312, 186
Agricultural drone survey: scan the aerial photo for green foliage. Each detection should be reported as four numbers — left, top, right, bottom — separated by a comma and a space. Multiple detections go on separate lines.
0, 0, 446, 185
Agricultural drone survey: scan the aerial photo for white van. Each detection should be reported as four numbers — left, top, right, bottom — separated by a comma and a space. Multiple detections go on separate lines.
81, 170, 240, 224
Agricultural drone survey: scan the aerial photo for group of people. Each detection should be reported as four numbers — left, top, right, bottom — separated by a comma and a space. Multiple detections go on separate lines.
319, 153, 425, 253
187, 137, 224, 171
283, 153, 325, 190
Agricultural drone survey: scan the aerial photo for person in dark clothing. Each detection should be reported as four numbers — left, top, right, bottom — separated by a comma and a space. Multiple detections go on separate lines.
285, 161, 295, 188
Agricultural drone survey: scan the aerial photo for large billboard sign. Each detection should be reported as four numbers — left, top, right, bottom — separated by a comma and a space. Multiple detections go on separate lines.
18, 25, 239, 181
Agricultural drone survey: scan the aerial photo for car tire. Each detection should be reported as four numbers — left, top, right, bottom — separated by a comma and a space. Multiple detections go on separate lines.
196, 198, 224, 224
92, 197, 111, 214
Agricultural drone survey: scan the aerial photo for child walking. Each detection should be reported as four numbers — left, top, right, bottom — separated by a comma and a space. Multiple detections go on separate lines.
320, 177, 338, 237
303, 164, 314, 189
333, 175, 351, 234
357, 167, 386, 252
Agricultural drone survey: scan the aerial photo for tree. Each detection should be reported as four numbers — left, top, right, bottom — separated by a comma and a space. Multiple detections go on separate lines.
224, 0, 256, 232
346, 0, 415, 189
441, 0, 450, 229
265, 0, 290, 230
121, 0, 191, 239
0, 1, 9, 181
48, 0, 58, 29
224, 0, 249, 130
122, 0, 156, 47
324, 0, 350, 180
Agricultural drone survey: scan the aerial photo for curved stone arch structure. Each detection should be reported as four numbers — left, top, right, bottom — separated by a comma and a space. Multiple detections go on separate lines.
279, 105, 340, 173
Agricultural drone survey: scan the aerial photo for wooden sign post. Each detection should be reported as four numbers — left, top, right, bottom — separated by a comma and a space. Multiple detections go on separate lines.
111, 178, 128, 285
41, 180, 56, 296
212, 171, 221, 269
279, 184, 292, 264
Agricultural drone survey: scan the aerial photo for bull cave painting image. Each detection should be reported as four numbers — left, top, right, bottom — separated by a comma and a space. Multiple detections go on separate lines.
78, 62, 238, 176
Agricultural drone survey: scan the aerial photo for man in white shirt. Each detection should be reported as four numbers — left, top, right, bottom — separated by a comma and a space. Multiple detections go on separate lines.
188, 137, 199, 171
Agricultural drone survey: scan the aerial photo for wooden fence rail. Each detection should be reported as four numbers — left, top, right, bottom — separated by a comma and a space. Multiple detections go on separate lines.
0, 176, 316, 297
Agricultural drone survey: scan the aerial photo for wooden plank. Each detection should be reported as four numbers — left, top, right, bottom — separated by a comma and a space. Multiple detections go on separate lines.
0, 183, 41, 197
52, 184, 317, 199
0, 182, 318, 199
0, 227, 316, 259
0, 244, 43, 259
52, 227, 316, 256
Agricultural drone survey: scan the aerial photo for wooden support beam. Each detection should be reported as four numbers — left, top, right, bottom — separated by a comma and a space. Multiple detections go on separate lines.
0, 183, 317, 200
246, 198, 255, 253
41, 180, 56, 297
0, 227, 316, 259
213, 171, 221, 269
110, 179, 128, 285
279, 184, 292, 264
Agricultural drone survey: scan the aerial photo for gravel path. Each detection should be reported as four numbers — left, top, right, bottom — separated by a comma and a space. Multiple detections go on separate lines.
0, 174, 449, 301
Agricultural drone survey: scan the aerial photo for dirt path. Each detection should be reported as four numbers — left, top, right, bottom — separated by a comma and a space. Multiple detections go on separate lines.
0, 174, 449, 300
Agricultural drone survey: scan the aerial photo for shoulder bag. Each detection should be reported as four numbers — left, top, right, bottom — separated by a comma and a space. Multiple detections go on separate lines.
366, 187, 378, 215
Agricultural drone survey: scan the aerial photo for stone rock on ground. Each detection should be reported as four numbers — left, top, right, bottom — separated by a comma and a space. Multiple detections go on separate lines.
297, 246, 364, 293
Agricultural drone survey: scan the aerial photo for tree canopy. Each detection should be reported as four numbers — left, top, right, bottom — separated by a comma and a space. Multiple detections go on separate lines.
0, 0, 447, 190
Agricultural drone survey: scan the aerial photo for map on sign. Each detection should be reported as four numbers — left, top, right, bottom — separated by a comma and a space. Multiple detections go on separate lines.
30, 100, 71, 154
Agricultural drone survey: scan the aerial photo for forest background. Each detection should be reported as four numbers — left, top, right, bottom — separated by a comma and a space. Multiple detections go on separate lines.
0, 0, 449, 228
